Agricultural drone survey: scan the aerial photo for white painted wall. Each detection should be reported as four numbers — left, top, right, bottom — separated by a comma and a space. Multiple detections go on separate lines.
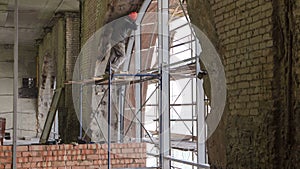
0, 45, 38, 139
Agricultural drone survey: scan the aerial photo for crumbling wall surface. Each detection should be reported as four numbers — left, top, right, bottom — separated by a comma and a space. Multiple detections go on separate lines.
292, 0, 300, 166
187, 1, 227, 168
60, 13, 81, 143
38, 13, 80, 143
0, 143, 146, 169
188, 0, 298, 168
37, 28, 57, 137
80, 0, 144, 142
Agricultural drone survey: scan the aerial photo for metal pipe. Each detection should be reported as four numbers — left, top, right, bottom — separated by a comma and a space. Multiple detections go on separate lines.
12, 0, 18, 168
124, 85, 159, 137
135, 21, 142, 142
164, 155, 210, 168
146, 103, 196, 106
153, 119, 196, 122
113, 73, 159, 77
170, 48, 191, 57
172, 33, 193, 43
139, 55, 199, 74
147, 153, 210, 168
121, 95, 156, 145
158, 0, 170, 168
170, 22, 189, 32
107, 61, 112, 169
79, 84, 83, 139
196, 38, 206, 166
170, 39, 195, 49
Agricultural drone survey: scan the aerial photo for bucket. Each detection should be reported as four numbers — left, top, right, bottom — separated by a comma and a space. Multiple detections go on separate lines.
0, 118, 6, 145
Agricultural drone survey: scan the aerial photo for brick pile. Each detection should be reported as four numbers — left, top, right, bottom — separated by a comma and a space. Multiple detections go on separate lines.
0, 143, 146, 169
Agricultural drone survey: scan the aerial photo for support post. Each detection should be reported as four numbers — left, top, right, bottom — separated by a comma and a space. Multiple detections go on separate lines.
196, 39, 206, 166
158, 0, 170, 168
12, 0, 18, 168
107, 61, 112, 169
118, 87, 124, 143
135, 22, 142, 141
79, 84, 83, 139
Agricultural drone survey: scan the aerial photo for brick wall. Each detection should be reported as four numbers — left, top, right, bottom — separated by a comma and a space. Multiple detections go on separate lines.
292, 0, 300, 166
37, 13, 80, 143
60, 13, 81, 143
37, 27, 58, 137
0, 143, 146, 169
188, 0, 299, 168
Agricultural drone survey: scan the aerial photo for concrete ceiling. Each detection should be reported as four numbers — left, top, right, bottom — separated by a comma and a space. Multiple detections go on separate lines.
0, 0, 79, 45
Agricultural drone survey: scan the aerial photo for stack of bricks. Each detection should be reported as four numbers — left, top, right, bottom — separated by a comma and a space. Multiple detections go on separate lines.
0, 143, 146, 169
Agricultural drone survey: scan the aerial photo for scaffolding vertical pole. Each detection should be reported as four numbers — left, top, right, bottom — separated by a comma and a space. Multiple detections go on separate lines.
12, 0, 18, 168
107, 62, 112, 169
135, 23, 142, 142
118, 85, 126, 143
79, 84, 83, 139
196, 39, 206, 166
119, 0, 152, 143
158, 0, 170, 168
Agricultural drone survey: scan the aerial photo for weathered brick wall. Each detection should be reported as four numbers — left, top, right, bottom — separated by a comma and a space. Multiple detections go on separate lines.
0, 143, 146, 169
188, 0, 299, 168
81, 0, 104, 46
271, 0, 299, 167
37, 26, 59, 136
80, 0, 109, 142
38, 13, 80, 142
292, 0, 300, 166
60, 13, 81, 143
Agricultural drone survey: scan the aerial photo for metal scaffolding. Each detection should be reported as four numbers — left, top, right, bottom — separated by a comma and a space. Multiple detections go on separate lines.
67, 0, 211, 168
112, 0, 210, 168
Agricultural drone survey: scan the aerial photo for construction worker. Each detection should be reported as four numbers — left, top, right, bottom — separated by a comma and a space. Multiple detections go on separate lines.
108, 11, 138, 71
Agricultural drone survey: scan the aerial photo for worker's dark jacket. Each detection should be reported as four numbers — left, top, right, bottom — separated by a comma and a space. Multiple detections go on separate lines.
111, 16, 137, 43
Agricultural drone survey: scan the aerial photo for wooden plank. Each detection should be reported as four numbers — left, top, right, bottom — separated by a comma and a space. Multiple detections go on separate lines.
65, 62, 196, 85
39, 88, 62, 144
143, 138, 197, 151
149, 130, 197, 141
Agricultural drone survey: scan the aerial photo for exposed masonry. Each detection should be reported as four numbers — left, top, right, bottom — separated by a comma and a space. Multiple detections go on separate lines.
188, 0, 299, 168
37, 13, 80, 143
0, 143, 146, 169
60, 13, 81, 143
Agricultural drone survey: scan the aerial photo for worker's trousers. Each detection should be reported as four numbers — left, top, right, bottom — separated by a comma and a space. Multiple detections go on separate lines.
110, 42, 126, 71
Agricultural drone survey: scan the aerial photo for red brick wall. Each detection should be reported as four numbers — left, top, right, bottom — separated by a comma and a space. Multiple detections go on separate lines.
0, 143, 146, 169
